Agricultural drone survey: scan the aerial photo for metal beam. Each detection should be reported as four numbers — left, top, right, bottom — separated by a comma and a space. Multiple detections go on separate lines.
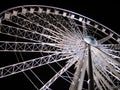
88, 45, 94, 90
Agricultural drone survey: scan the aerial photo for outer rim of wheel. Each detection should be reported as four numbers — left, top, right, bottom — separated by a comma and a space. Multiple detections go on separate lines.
0, 5, 119, 44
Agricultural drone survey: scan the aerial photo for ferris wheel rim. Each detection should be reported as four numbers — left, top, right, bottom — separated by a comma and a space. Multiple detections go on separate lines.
0, 4, 119, 41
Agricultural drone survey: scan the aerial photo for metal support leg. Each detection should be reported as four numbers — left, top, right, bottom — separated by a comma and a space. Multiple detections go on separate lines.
69, 60, 83, 90
88, 45, 94, 90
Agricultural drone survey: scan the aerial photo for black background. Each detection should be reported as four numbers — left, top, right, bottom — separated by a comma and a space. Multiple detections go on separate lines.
0, 0, 119, 90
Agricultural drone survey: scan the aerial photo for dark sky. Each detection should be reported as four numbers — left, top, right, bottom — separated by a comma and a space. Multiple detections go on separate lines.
0, 0, 119, 90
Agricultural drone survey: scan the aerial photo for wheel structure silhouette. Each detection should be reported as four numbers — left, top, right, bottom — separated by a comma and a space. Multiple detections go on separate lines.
0, 5, 120, 90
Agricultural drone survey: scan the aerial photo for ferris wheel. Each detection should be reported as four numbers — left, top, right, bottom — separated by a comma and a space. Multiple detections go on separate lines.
0, 5, 120, 90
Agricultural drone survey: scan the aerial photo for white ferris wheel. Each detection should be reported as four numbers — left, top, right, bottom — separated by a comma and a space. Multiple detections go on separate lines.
0, 5, 120, 90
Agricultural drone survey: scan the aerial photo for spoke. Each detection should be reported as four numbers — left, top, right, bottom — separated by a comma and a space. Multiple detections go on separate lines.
0, 41, 62, 53
40, 56, 78, 90
52, 61, 74, 83
41, 13, 83, 41
23, 71, 39, 90
93, 65, 113, 90
94, 61, 118, 86
92, 54, 111, 90
82, 21, 88, 37
92, 46, 120, 77
94, 62, 117, 87
48, 64, 72, 84
68, 19, 83, 40
4, 12, 72, 42
0, 24, 40, 42
0, 24, 62, 43
17, 52, 45, 86
92, 47, 120, 88
22, 12, 67, 36
93, 72, 104, 90
20, 12, 69, 42
96, 44, 120, 61
103, 62, 120, 81
23, 11, 67, 35
98, 44, 120, 51
53, 15, 82, 40
94, 67, 106, 90
1, 13, 83, 44
98, 44, 120, 64
0, 53, 73, 78
16, 52, 39, 90
58, 64, 74, 83
98, 33, 113, 44
36, 13, 74, 37
2, 12, 69, 43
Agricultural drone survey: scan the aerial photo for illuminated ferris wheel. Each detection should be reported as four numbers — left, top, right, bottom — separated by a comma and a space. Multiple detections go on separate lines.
0, 5, 120, 90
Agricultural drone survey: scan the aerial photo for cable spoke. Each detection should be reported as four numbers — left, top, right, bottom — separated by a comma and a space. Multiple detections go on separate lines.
98, 44, 120, 51
36, 13, 74, 37
48, 64, 72, 84
40, 57, 78, 90
93, 65, 113, 90
15, 52, 40, 89
96, 44, 120, 59
55, 62, 74, 83
2, 13, 71, 43
92, 47, 120, 88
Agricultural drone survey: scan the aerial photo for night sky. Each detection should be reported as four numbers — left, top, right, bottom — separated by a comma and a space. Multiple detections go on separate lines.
0, 0, 119, 90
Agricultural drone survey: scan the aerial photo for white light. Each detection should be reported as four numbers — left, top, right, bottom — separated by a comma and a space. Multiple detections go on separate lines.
63, 12, 67, 17
79, 17, 83, 22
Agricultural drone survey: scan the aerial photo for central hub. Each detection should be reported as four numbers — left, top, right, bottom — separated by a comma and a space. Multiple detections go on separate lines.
84, 36, 97, 45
